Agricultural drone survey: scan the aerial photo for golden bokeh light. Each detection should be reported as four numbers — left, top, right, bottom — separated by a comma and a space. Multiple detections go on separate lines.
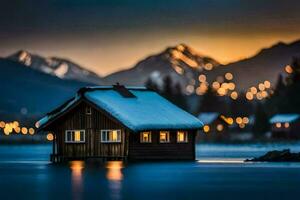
264, 80, 271, 89
225, 72, 233, 80
250, 87, 257, 94
258, 83, 265, 91
230, 91, 238, 100
285, 65, 293, 74
242, 117, 249, 124
196, 83, 208, 95
204, 63, 213, 71
228, 82, 235, 90
29, 128, 35, 135
256, 92, 263, 100
198, 74, 206, 82
47, 133, 54, 141
21, 127, 28, 134
0, 121, 5, 128
14, 127, 21, 133
227, 117, 234, 125
203, 125, 210, 133
216, 124, 224, 131
217, 87, 226, 96
246, 92, 254, 100
236, 117, 243, 124
212, 81, 220, 90
261, 91, 268, 98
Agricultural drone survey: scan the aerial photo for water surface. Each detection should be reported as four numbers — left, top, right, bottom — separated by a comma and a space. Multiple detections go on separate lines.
0, 143, 299, 200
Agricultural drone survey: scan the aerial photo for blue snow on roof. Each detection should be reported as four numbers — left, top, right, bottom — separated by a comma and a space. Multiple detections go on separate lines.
37, 86, 203, 131
197, 112, 219, 124
269, 114, 300, 123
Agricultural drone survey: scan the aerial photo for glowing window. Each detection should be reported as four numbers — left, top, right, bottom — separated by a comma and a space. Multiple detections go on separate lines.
177, 131, 188, 143
284, 122, 290, 128
65, 130, 85, 143
101, 130, 121, 143
140, 132, 152, 143
160, 131, 170, 143
275, 123, 281, 128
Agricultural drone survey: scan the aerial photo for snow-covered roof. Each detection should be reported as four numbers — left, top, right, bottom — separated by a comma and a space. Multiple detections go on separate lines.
197, 112, 219, 124
269, 114, 300, 123
37, 86, 203, 132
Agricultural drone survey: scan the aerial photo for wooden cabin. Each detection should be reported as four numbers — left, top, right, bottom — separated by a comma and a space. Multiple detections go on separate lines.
36, 85, 203, 162
269, 114, 300, 139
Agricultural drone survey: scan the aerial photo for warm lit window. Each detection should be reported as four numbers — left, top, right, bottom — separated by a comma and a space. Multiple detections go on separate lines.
177, 131, 188, 143
160, 131, 170, 143
86, 106, 92, 115
140, 132, 152, 143
284, 122, 290, 128
275, 123, 281, 128
65, 130, 85, 143
101, 130, 121, 143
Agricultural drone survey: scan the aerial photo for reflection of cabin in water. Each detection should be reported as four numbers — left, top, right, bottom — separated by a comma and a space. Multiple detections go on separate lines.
37, 85, 203, 162
197, 112, 230, 140
269, 114, 300, 139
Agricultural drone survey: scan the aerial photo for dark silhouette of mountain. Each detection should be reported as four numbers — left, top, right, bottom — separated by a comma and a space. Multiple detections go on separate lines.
103, 44, 220, 88
7, 50, 103, 84
104, 40, 300, 91
208, 40, 300, 90
0, 58, 90, 123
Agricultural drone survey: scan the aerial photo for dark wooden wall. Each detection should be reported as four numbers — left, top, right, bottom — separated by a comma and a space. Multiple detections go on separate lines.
128, 130, 196, 160
49, 101, 128, 159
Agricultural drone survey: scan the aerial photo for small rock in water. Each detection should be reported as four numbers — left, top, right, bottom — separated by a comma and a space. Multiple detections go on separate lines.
245, 149, 300, 162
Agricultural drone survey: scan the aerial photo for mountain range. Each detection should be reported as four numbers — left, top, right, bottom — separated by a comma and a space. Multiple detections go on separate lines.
104, 40, 300, 91
7, 50, 103, 85
1, 39, 300, 123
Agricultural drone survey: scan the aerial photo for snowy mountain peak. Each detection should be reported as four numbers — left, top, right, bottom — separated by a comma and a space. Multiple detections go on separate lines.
7, 50, 103, 84
103, 43, 220, 90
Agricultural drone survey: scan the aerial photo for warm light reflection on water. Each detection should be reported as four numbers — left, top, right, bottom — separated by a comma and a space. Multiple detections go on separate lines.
106, 161, 124, 200
70, 161, 84, 200
106, 161, 123, 181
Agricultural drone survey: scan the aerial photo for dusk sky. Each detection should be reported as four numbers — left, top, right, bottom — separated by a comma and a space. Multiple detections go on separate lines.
1, 0, 300, 76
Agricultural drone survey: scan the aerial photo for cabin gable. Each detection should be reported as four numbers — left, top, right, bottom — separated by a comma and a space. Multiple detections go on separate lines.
48, 101, 129, 160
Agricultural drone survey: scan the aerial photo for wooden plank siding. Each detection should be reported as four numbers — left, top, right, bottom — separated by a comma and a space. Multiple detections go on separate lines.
46, 100, 197, 161
128, 130, 196, 160
48, 101, 128, 160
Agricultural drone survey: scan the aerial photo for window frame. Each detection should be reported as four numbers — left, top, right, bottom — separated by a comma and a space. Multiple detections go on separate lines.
159, 131, 170, 143
177, 131, 188, 143
140, 131, 152, 143
100, 129, 122, 143
86, 106, 92, 115
65, 130, 85, 143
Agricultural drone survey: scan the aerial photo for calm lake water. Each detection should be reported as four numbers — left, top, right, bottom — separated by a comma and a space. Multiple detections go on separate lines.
0, 143, 300, 200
